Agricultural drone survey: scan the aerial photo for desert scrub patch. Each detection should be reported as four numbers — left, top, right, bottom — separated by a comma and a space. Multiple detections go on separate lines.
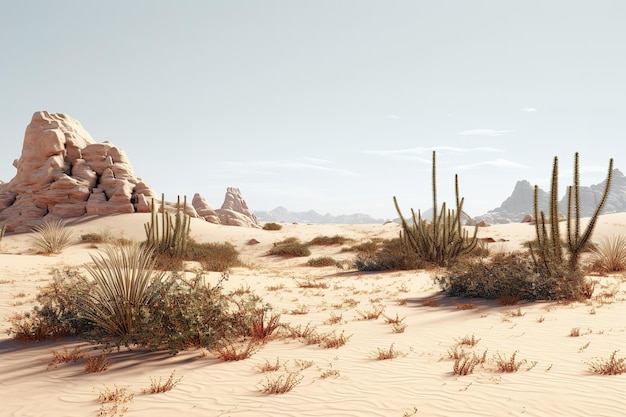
143, 371, 182, 394
268, 238, 311, 257
494, 351, 526, 373
262, 222, 283, 231
185, 239, 241, 272
453, 350, 488, 376
31, 218, 74, 254
308, 235, 352, 246
260, 370, 303, 394
373, 343, 404, 360
353, 238, 424, 271
48, 346, 85, 369
318, 331, 351, 349
256, 357, 284, 373
85, 354, 112, 373
294, 278, 329, 289
586, 351, 626, 375
214, 340, 260, 361
355, 304, 385, 320
97, 384, 134, 417
305, 256, 337, 267
455, 334, 480, 347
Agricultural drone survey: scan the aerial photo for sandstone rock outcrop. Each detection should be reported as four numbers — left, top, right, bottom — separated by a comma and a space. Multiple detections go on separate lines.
0, 111, 157, 232
192, 193, 221, 224
215, 187, 260, 228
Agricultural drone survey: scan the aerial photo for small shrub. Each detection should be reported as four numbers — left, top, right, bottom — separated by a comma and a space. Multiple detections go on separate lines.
249, 309, 281, 342
319, 331, 351, 349
97, 384, 134, 417
256, 358, 284, 373
391, 322, 407, 333
453, 350, 487, 376
374, 343, 403, 360
214, 340, 259, 361
268, 238, 311, 257
290, 305, 309, 315
569, 327, 581, 337
282, 322, 317, 340
495, 351, 525, 373
588, 235, 626, 273
306, 256, 337, 267
324, 312, 343, 325
31, 218, 74, 254
498, 294, 520, 306
260, 371, 303, 394
185, 240, 241, 272
456, 334, 480, 347
354, 238, 424, 271
143, 371, 182, 394
308, 235, 351, 246
456, 302, 477, 310
48, 346, 85, 369
341, 239, 380, 253
262, 222, 283, 231
85, 354, 112, 373
294, 278, 329, 289
586, 351, 626, 375
383, 313, 406, 325
355, 304, 385, 320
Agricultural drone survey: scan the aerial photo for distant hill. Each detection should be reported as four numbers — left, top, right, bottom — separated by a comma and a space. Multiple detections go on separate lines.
255, 206, 386, 224
475, 169, 626, 224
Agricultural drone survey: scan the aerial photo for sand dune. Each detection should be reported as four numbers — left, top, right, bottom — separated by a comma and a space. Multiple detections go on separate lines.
2, 214, 626, 416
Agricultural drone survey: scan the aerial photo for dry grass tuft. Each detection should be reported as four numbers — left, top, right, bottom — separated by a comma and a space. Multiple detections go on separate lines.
256, 358, 284, 373
422, 298, 440, 307
569, 327, 581, 337
250, 309, 282, 342
48, 346, 84, 369
374, 343, 404, 360
324, 312, 344, 325
260, 370, 303, 394
214, 340, 259, 361
588, 235, 626, 273
85, 354, 111, 373
143, 370, 182, 394
282, 322, 318, 340
495, 351, 526, 373
318, 331, 352, 349
456, 334, 480, 347
456, 302, 477, 310
453, 350, 487, 376
355, 304, 385, 320
586, 350, 626, 375
294, 278, 329, 289
97, 385, 134, 417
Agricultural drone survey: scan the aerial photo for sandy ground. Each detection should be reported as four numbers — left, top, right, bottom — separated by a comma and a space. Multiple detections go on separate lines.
1, 213, 626, 417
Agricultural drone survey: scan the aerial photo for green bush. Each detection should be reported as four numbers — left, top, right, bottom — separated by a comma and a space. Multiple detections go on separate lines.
436, 252, 588, 301
185, 240, 241, 272
354, 238, 425, 271
306, 256, 337, 267
31, 218, 74, 254
262, 222, 283, 231
268, 238, 311, 257
308, 235, 352, 246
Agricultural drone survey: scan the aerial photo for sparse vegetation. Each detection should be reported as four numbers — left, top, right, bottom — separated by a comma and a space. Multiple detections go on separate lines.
143, 371, 182, 393
588, 235, 626, 273
495, 351, 525, 373
268, 238, 311, 257
48, 346, 85, 369
318, 331, 351, 349
85, 354, 112, 373
586, 351, 626, 375
308, 234, 351, 246
97, 385, 134, 417
453, 350, 487, 376
294, 278, 329, 289
260, 370, 303, 394
31, 218, 74, 254
374, 343, 403, 360
185, 240, 241, 272
214, 340, 260, 361
306, 256, 337, 267
353, 237, 424, 271
262, 222, 283, 231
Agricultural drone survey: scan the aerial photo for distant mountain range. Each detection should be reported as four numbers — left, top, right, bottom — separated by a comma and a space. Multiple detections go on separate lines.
254, 206, 385, 224
255, 169, 626, 225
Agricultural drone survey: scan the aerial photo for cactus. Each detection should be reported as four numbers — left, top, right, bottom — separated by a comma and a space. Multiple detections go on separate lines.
0, 223, 5, 246
531, 153, 613, 277
144, 194, 191, 260
393, 151, 478, 267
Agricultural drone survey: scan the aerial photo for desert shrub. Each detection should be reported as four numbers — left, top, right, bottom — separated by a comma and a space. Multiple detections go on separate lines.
143, 371, 182, 393
341, 239, 380, 253
588, 235, 626, 273
354, 238, 424, 271
85, 354, 111, 373
185, 239, 241, 271
9, 249, 272, 355
262, 222, 283, 231
268, 238, 311, 257
308, 235, 351, 246
7, 268, 95, 341
436, 251, 589, 301
586, 351, 626, 375
260, 370, 303, 394
31, 218, 74, 254
305, 256, 337, 267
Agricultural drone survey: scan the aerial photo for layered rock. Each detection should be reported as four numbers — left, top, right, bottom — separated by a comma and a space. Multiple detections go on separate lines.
215, 187, 260, 228
0, 111, 157, 232
192, 193, 221, 224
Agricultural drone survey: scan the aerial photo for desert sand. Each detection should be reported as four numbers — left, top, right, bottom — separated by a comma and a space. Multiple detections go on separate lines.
2, 213, 626, 417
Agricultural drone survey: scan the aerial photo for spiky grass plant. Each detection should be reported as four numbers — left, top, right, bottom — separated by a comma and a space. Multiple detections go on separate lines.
81, 243, 164, 338
586, 351, 626, 375
143, 371, 182, 393
31, 218, 74, 254
260, 370, 303, 394
588, 235, 626, 273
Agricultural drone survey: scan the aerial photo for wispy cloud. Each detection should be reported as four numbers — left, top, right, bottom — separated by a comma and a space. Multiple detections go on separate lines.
454, 159, 529, 170
213, 158, 358, 177
521, 107, 538, 112
363, 146, 503, 160
386, 114, 401, 120
458, 129, 513, 136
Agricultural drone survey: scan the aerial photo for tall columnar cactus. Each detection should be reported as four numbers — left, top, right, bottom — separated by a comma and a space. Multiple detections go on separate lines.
531, 153, 613, 275
144, 194, 191, 259
393, 151, 478, 267
0, 224, 5, 245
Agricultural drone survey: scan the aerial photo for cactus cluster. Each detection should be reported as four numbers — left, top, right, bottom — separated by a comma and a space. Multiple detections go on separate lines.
531, 153, 613, 277
144, 194, 191, 260
394, 151, 478, 267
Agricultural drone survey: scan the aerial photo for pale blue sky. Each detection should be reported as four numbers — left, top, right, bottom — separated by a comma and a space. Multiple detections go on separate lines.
1, 1, 624, 219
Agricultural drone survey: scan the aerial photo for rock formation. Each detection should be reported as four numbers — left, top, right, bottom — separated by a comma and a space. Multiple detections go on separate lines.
215, 187, 261, 228
474, 170, 626, 224
191, 193, 221, 224
0, 111, 157, 232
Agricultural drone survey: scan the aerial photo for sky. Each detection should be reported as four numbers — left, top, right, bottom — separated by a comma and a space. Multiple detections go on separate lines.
1, 1, 624, 220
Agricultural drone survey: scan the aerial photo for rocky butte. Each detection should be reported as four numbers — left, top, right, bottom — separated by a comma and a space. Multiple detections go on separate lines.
0, 111, 259, 232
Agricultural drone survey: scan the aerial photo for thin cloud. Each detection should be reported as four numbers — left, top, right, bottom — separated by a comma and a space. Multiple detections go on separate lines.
214, 158, 358, 177
454, 159, 529, 170
459, 129, 513, 136
363, 146, 503, 159
521, 107, 538, 112
386, 114, 401, 120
